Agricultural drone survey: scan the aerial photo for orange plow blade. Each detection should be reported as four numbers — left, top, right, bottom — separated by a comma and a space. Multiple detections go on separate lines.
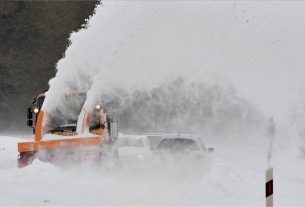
17, 136, 103, 168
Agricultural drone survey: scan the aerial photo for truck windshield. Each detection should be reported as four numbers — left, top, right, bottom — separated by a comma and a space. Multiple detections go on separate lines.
47, 94, 86, 132
37, 96, 45, 110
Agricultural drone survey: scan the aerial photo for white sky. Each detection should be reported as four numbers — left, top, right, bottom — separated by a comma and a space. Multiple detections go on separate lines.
63, 1, 305, 124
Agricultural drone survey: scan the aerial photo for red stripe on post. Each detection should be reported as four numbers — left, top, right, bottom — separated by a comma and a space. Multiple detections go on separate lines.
266, 180, 273, 197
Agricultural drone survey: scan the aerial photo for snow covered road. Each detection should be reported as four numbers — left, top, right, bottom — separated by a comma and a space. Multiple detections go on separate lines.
0, 135, 304, 206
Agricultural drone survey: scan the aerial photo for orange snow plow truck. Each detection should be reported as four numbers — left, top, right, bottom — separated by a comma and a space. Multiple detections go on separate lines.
17, 91, 118, 168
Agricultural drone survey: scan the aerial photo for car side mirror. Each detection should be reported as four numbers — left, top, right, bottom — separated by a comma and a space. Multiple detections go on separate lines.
207, 147, 214, 153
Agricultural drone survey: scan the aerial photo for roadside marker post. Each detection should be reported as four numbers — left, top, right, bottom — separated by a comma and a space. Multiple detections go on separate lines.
266, 117, 275, 207
266, 167, 273, 207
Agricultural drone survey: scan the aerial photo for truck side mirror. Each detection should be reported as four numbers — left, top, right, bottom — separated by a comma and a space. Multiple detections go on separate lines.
27, 119, 33, 127
27, 108, 33, 119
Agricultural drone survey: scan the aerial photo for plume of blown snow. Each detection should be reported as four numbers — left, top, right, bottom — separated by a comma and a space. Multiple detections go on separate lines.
41, 1, 265, 138
98, 76, 264, 136
43, 2, 143, 112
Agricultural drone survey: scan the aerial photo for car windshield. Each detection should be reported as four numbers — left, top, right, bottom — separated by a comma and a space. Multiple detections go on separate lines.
48, 94, 86, 132
117, 137, 146, 147
156, 138, 199, 152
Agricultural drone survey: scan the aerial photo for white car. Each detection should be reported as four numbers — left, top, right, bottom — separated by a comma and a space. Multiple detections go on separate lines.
154, 134, 213, 161
113, 134, 153, 161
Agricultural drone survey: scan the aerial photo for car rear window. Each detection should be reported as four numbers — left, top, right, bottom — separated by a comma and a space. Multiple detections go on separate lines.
156, 138, 199, 151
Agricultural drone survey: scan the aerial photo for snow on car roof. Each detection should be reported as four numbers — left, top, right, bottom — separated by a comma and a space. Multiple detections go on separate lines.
143, 133, 163, 136
162, 134, 199, 140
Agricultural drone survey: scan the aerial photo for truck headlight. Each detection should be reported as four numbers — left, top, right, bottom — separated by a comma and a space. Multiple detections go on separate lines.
95, 105, 101, 110
33, 108, 39, 114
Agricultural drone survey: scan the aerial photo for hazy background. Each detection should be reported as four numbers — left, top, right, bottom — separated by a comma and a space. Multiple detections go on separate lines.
0, 1, 99, 133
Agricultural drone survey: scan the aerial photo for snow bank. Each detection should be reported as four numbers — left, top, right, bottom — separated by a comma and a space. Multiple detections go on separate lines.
0, 136, 28, 169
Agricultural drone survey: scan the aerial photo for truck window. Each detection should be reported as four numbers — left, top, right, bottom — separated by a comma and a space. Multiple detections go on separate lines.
48, 94, 86, 132
37, 96, 45, 110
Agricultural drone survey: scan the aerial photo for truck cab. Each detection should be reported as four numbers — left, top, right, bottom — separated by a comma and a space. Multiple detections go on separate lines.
19, 90, 118, 168
26, 90, 117, 139
27, 92, 46, 133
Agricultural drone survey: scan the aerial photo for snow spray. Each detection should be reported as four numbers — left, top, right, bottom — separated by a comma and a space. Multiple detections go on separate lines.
41, 1, 265, 136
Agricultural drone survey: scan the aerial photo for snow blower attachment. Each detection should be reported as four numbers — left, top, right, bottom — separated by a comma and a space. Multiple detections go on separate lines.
18, 91, 118, 168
